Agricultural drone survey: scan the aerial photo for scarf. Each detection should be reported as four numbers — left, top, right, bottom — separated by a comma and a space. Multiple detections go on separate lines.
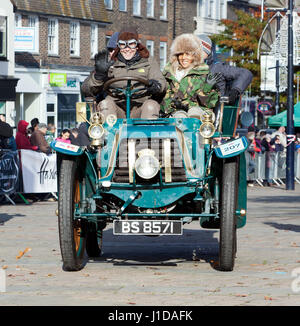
117, 51, 141, 66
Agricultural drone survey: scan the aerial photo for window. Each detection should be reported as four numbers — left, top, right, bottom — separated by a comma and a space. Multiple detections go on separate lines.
48, 19, 59, 55
147, 0, 154, 17
28, 15, 39, 53
220, 0, 226, 19
146, 40, 154, 57
133, 0, 141, 16
90, 24, 98, 58
0, 16, 7, 59
207, 0, 214, 18
70, 21, 80, 56
160, 0, 167, 20
159, 41, 167, 71
104, 0, 113, 9
119, 0, 127, 11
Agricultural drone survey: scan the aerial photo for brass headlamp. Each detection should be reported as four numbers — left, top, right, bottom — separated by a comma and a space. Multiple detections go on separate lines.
199, 112, 216, 144
88, 112, 105, 147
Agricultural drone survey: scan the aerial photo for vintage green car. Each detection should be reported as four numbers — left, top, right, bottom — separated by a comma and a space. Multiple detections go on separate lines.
51, 77, 248, 272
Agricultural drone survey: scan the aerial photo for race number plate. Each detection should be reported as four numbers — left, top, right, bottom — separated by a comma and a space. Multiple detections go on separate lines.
214, 136, 248, 158
113, 220, 183, 235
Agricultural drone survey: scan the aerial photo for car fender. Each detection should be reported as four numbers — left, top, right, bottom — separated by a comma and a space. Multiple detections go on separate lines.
50, 140, 85, 156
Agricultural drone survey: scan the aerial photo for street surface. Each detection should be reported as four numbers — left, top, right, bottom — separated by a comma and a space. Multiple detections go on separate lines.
0, 184, 300, 306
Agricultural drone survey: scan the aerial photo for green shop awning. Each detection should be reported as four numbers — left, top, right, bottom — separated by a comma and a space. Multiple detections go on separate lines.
268, 102, 300, 127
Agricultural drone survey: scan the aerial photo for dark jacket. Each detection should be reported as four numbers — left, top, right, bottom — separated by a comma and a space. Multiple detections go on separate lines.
0, 121, 14, 150
206, 55, 253, 96
30, 130, 51, 154
70, 123, 91, 146
81, 54, 166, 108
16, 120, 38, 151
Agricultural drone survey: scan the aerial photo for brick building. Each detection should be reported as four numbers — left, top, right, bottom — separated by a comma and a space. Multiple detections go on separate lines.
0, 0, 18, 127
12, 0, 109, 131
9, 0, 229, 131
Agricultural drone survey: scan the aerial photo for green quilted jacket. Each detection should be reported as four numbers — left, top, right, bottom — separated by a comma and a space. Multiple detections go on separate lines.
161, 62, 219, 115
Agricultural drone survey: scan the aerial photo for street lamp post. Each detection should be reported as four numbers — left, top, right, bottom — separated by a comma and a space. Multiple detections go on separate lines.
286, 0, 295, 190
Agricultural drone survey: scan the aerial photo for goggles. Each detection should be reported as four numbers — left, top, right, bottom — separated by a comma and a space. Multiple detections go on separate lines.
118, 39, 138, 49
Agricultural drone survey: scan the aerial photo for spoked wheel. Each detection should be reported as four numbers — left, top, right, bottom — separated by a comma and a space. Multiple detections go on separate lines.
58, 159, 86, 271
219, 157, 239, 271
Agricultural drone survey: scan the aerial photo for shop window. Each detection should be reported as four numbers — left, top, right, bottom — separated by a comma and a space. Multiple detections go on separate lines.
0, 102, 6, 115
0, 16, 7, 60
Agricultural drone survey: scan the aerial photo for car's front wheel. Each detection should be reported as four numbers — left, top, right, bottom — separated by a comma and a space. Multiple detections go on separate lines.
219, 157, 239, 271
58, 159, 86, 271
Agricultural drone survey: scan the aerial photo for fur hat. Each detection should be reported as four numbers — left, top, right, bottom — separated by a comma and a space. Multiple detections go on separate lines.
170, 33, 204, 68
197, 34, 212, 55
118, 26, 139, 41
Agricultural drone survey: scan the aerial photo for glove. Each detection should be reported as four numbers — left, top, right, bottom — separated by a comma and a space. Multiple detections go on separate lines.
147, 79, 162, 95
94, 50, 114, 81
206, 72, 223, 87
172, 99, 188, 111
228, 88, 241, 105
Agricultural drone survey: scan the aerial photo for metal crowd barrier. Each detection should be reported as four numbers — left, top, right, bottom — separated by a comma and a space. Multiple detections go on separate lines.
245, 150, 300, 186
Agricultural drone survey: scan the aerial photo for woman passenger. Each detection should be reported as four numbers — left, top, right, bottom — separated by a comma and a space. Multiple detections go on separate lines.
160, 33, 220, 119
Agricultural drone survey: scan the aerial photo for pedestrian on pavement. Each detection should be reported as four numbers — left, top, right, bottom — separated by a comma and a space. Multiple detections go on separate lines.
271, 126, 287, 148
81, 26, 166, 119
56, 129, 71, 144
28, 117, 39, 135
160, 33, 219, 118
45, 124, 56, 145
30, 123, 51, 154
16, 120, 38, 151
270, 135, 284, 152
0, 115, 16, 150
197, 34, 253, 105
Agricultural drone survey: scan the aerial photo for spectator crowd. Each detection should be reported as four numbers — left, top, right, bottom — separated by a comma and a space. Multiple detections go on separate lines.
0, 115, 85, 153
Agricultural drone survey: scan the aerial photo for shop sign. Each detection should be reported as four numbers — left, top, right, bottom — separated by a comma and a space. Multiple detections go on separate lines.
257, 101, 273, 115
15, 27, 36, 52
49, 73, 67, 87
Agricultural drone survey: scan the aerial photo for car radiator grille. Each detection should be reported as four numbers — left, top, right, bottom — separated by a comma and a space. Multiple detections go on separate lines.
112, 138, 187, 183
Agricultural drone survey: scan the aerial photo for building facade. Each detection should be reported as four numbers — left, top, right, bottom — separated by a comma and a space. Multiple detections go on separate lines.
10, 0, 229, 132
12, 0, 109, 132
194, 0, 228, 36
0, 0, 18, 127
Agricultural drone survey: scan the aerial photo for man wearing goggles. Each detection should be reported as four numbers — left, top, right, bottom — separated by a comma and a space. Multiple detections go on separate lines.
82, 26, 166, 119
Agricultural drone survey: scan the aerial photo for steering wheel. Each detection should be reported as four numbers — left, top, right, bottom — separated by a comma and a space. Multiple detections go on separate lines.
103, 76, 149, 100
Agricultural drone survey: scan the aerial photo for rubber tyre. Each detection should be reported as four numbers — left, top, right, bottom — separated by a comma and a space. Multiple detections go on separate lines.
219, 157, 238, 271
86, 230, 103, 257
58, 159, 86, 271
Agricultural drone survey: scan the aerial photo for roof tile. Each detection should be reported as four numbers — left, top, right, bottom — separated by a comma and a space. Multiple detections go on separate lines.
13, 0, 109, 23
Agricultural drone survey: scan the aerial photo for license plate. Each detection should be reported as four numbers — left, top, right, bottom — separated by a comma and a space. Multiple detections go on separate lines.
113, 220, 183, 235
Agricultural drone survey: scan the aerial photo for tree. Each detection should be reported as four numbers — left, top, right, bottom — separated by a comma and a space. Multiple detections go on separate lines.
211, 9, 267, 96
